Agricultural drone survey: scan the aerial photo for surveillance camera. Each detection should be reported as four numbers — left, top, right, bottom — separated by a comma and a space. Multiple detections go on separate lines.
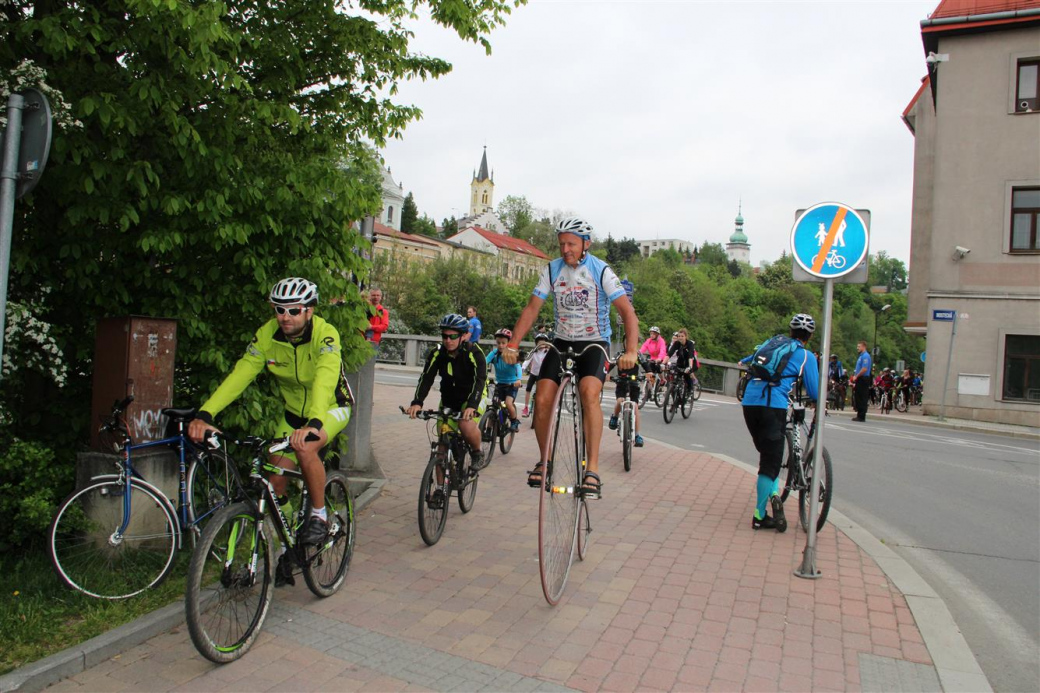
952, 246, 971, 260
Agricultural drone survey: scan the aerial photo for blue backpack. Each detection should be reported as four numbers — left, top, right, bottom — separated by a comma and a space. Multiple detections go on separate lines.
749, 335, 801, 384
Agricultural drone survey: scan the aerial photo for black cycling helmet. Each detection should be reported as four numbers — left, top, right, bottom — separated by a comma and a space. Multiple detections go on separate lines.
439, 313, 468, 332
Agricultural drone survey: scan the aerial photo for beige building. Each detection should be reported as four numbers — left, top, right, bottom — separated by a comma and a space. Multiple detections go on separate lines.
638, 238, 696, 258
448, 226, 549, 283
902, 0, 1040, 425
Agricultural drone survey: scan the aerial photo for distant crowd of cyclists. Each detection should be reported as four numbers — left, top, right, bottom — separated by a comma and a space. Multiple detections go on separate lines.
825, 353, 923, 413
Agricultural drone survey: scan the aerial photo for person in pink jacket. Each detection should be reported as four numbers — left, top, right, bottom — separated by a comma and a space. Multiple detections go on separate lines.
639, 326, 669, 389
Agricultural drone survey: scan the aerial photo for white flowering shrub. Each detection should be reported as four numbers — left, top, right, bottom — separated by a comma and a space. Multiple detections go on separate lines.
0, 59, 81, 131
2, 298, 67, 388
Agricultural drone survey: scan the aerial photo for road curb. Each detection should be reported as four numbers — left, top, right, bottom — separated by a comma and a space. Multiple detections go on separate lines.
703, 448, 994, 693
0, 480, 386, 693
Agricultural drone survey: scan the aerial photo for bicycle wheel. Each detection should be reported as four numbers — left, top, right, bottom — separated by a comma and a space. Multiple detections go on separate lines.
895, 391, 908, 413
417, 452, 448, 546
187, 448, 234, 539
692, 380, 702, 401
654, 379, 666, 407
185, 502, 273, 664
538, 375, 581, 606
662, 383, 676, 423
576, 499, 591, 561
303, 471, 355, 598
737, 375, 747, 402
499, 415, 515, 455
457, 447, 478, 514
478, 411, 497, 467
622, 404, 633, 472
799, 445, 833, 533
49, 479, 178, 599
637, 380, 651, 409
778, 430, 796, 503
681, 385, 694, 419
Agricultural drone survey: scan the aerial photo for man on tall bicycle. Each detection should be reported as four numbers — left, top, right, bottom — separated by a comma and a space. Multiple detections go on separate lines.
500, 217, 639, 499
188, 278, 353, 548
405, 313, 488, 471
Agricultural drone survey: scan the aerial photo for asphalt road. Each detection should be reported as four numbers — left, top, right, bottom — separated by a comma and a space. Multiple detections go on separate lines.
377, 368, 1040, 692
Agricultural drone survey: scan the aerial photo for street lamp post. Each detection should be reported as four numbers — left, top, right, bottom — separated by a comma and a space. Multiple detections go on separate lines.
872, 303, 892, 360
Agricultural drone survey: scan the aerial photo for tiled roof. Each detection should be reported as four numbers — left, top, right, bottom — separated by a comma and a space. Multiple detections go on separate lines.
930, 0, 1039, 19
373, 221, 442, 248
469, 226, 550, 260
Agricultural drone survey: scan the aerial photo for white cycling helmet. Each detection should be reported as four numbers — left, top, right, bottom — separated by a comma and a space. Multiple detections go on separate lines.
649, 326, 661, 334
554, 217, 593, 240
270, 277, 318, 306
789, 313, 816, 334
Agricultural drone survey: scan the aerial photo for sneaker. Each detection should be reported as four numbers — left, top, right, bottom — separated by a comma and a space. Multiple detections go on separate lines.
300, 516, 330, 546
752, 514, 778, 530
608, 415, 618, 430
771, 496, 787, 533
634, 434, 644, 447
522, 406, 530, 418
427, 488, 446, 510
470, 449, 488, 471
510, 419, 521, 433
275, 553, 295, 588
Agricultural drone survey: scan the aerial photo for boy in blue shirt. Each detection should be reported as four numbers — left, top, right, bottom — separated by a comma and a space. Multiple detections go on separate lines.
739, 314, 820, 532
486, 328, 523, 432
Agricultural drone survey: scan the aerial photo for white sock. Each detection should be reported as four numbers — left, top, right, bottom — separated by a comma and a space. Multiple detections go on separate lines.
310, 507, 327, 521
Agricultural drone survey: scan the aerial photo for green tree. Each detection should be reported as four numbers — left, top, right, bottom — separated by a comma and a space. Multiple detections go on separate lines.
869, 251, 908, 292
413, 214, 438, 237
498, 194, 534, 235
401, 192, 419, 233
697, 242, 729, 266
441, 216, 459, 237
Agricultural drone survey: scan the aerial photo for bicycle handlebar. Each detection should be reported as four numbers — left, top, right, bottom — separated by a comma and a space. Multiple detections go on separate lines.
398, 405, 464, 421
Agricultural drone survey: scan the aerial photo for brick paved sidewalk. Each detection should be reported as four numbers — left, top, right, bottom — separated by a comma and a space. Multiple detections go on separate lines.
45, 384, 942, 692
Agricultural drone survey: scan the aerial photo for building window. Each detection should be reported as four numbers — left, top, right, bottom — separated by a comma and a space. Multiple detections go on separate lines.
387, 206, 394, 223
1010, 187, 1040, 252
1003, 334, 1040, 401
1016, 59, 1039, 113
482, 191, 488, 204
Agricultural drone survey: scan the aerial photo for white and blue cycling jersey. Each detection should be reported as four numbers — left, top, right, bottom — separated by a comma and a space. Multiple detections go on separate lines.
533, 254, 626, 342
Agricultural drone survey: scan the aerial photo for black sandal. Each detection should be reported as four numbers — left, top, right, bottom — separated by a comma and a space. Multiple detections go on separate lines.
580, 471, 602, 500
527, 462, 544, 488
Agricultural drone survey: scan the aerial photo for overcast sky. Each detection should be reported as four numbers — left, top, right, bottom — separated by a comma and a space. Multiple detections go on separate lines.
381, 0, 939, 266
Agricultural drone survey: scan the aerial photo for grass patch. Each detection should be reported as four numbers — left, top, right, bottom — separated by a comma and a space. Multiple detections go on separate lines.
0, 548, 189, 676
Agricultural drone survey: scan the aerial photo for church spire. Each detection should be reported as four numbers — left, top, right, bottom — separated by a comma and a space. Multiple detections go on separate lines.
476, 146, 491, 182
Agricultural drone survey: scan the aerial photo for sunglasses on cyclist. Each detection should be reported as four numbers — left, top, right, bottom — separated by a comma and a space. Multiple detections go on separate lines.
441, 333, 462, 341
274, 305, 308, 316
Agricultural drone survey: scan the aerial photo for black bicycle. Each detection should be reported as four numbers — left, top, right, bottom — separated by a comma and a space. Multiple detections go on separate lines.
663, 366, 695, 424
479, 378, 517, 466
48, 396, 235, 599
777, 398, 833, 533
403, 407, 481, 546
185, 433, 355, 663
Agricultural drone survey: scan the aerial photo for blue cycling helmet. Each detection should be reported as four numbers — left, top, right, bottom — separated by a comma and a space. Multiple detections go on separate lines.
554, 217, 593, 240
439, 313, 469, 332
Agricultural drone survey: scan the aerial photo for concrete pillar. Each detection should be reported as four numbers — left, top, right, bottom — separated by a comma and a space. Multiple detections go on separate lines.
340, 357, 375, 474
404, 339, 419, 367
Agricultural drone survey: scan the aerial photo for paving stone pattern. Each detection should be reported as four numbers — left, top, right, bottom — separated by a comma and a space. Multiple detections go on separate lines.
47, 385, 936, 692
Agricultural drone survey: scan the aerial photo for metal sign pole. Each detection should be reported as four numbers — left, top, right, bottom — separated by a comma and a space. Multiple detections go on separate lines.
795, 276, 832, 579
938, 312, 957, 422
0, 92, 26, 372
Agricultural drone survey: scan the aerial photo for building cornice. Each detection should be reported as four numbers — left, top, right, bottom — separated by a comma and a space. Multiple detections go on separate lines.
926, 290, 1040, 300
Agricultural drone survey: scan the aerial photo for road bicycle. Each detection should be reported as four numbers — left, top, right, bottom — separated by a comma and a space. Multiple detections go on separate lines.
531, 342, 610, 605
610, 371, 644, 472
402, 407, 481, 546
48, 396, 235, 600
777, 397, 833, 533
663, 367, 695, 424
479, 378, 517, 466
185, 432, 355, 663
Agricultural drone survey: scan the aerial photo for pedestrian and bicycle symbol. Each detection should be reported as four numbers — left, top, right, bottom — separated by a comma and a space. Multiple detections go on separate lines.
790, 202, 869, 279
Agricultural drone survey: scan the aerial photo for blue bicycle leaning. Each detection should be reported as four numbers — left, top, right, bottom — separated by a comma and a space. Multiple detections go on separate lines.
48, 396, 235, 599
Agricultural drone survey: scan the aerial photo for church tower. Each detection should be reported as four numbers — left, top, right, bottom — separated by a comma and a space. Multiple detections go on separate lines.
725, 201, 751, 264
470, 146, 495, 216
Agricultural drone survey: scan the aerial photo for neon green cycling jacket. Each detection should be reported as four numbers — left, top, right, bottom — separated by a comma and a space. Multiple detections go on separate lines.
199, 316, 347, 430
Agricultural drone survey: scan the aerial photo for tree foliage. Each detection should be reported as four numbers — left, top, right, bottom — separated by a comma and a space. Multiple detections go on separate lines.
497, 194, 534, 235
401, 192, 419, 234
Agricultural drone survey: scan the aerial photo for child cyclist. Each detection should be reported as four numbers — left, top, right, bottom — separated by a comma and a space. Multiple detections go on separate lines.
486, 329, 524, 432
521, 333, 550, 417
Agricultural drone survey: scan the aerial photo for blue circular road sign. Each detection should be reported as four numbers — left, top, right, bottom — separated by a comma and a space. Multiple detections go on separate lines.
790, 202, 869, 279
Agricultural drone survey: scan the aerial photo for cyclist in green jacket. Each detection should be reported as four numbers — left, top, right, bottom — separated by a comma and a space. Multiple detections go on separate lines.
188, 278, 352, 547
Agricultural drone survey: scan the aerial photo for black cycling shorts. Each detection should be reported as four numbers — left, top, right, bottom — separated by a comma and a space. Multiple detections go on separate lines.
614, 375, 640, 402
538, 339, 609, 385
525, 373, 538, 392
494, 382, 519, 401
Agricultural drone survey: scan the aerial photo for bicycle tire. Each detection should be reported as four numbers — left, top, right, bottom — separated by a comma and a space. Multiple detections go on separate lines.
499, 415, 516, 455
539, 375, 581, 606
737, 375, 747, 402
185, 502, 272, 664
681, 384, 694, 418
622, 404, 633, 472
457, 446, 478, 514
302, 471, 355, 598
779, 429, 796, 503
799, 445, 833, 533
663, 383, 676, 423
187, 448, 234, 541
895, 391, 908, 413
637, 380, 651, 409
417, 452, 449, 546
478, 411, 497, 467
49, 478, 179, 599
692, 381, 702, 401
654, 380, 666, 407
576, 499, 591, 561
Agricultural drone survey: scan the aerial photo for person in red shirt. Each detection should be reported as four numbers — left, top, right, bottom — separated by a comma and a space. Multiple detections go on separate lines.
365, 288, 389, 346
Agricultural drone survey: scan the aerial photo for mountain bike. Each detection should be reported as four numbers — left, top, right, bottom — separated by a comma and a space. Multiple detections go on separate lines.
893, 385, 909, 413
610, 371, 644, 472
635, 356, 656, 409
878, 387, 893, 414
533, 343, 611, 605
826, 378, 847, 411
402, 407, 481, 546
48, 396, 235, 600
479, 378, 517, 466
662, 367, 694, 424
185, 433, 355, 663
653, 364, 673, 407
777, 398, 833, 533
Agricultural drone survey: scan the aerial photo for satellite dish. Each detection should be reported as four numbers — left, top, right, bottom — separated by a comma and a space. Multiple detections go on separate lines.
15, 88, 52, 200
